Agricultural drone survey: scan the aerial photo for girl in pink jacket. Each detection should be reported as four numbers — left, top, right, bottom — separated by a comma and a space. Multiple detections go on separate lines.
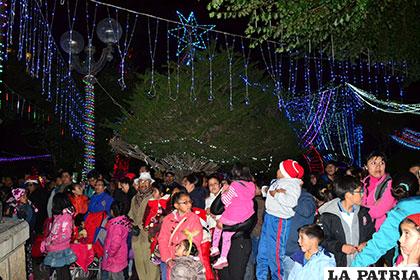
362, 152, 397, 230
210, 164, 256, 269
102, 201, 132, 279
158, 192, 204, 280
42, 193, 77, 280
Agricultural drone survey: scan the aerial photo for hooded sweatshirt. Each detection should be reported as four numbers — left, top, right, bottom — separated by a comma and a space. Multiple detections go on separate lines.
102, 215, 131, 273
319, 198, 375, 267
351, 196, 420, 267
263, 178, 302, 218
362, 174, 396, 230
285, 246, 336, 280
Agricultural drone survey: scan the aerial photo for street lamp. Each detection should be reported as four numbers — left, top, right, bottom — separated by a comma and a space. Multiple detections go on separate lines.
60, 18, 122, 179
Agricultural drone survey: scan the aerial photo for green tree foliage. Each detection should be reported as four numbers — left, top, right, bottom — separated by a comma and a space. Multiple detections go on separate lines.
206, 0, 420, 65
112, 46, 300, 172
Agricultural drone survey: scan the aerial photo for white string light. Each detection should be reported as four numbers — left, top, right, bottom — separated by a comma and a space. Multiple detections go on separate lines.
347, 83, 420, 115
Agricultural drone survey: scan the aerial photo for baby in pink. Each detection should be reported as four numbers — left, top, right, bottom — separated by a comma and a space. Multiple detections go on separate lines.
210, 180, 255, 269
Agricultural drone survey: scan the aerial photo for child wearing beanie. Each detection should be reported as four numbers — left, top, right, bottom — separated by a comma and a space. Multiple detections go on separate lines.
396, 213, 420, 267
256, 159, 304, 280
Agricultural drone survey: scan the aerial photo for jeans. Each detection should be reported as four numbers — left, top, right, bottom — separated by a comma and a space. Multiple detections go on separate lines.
160, 262, 167, 280
244, 236, 260, 280
101, 270, 124, 280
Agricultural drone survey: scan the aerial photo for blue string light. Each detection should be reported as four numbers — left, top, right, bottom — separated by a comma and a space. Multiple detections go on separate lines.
5, 0, 84, 139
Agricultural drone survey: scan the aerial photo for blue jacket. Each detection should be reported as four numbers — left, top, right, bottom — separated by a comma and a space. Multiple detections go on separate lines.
285, 246, 336, 280
351, 196, 420, 267
87, 192, 113, 216
286, 190, 316, 256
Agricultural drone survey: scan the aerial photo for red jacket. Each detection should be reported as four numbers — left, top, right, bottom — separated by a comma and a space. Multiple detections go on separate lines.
143, 194, 170, 228
158, 210, 204, 263
69, 195, 89, 215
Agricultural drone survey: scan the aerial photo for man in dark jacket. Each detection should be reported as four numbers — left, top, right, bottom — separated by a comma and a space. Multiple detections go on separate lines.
319, 175, 375, 267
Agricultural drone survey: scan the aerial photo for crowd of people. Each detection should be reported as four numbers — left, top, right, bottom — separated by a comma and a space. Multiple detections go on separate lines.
0, 151, 419, 280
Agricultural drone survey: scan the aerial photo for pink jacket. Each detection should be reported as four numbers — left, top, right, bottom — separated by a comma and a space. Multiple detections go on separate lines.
220, 180, 255, 225
42, 212, 73, 253
101, 215, 131, 273
158, 210, 204, 264
362, 174, 397, 230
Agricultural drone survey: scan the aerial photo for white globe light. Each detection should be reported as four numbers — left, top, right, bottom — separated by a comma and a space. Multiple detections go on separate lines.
96, 18, 122, 44
60, 31, 85, 54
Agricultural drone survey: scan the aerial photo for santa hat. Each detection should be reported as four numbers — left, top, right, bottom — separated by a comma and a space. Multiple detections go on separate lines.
279, 159, 304, 179
406, 213, 420, 227
25, 175, 39, 185
12, 188, 26, 201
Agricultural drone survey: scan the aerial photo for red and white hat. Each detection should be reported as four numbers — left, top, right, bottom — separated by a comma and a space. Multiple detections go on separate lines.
25, 175, 39, 185
279, 159, 304, 179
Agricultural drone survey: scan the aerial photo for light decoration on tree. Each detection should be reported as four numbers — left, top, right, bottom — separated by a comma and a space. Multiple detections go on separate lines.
347, 83, 420, 114
168, 11, 215, 64
354, 125, 364, 167
0, 154, 51, 163
140, 137, 274, 174
83, 77, 96, 176
391, 128, 420, 151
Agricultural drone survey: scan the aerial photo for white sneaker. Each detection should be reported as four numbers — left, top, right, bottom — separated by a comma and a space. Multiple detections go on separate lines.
213, 257, 228, 269
210, 247, 220, 257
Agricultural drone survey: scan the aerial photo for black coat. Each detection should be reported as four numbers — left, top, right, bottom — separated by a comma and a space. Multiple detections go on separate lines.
210, 192, 257, 280
320, 205, 375, 267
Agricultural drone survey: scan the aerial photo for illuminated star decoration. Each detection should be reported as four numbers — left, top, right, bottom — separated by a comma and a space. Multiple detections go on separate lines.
168, 11, 215, 64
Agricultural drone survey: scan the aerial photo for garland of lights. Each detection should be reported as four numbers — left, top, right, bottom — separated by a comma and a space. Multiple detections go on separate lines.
0, 154, 51, 163
82, 77, 96, 178
2, 83, 51, 123
347, 83, 420, 114
0, 0, 6, 109
391, 128, 420, 150
140, 137, 274, 173
5, 0, 84, 139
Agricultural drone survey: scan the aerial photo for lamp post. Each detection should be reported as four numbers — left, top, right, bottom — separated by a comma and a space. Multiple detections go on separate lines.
60, 18, 122, 179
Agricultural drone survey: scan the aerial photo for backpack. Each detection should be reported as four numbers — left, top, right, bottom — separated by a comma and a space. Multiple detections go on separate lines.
94, 213, 108, 247
374, 175, 392, 201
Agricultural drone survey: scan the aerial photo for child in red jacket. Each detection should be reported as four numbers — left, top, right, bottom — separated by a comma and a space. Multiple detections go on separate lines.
143, 182, 171, 263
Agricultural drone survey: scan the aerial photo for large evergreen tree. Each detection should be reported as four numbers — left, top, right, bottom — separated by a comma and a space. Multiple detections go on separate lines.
111, 46, 300, 174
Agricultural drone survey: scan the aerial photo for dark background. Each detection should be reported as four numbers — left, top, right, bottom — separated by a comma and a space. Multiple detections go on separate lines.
0, 0, 418, 177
